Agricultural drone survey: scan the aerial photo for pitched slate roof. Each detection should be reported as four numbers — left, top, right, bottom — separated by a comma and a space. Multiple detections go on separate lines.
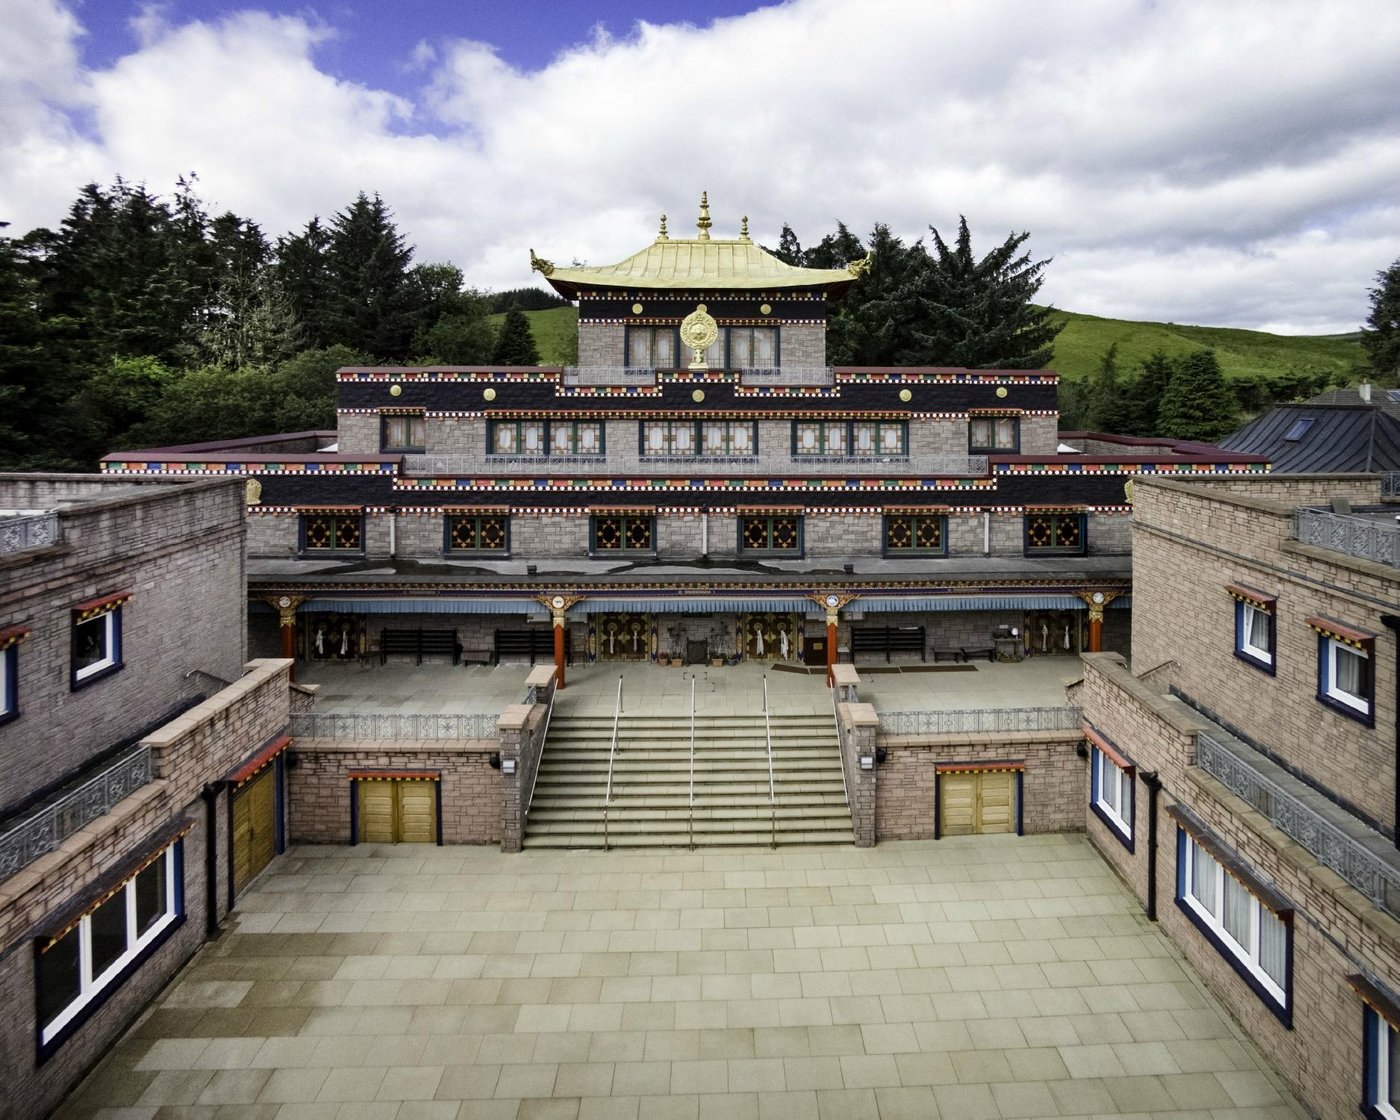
1219, 403, 1400, 473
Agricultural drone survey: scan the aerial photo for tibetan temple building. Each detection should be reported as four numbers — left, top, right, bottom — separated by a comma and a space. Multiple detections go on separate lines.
101, 197, 1270, 683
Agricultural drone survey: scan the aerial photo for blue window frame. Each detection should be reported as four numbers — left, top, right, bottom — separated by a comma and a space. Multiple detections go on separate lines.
36, 837, 185, 1060
1230, 587, 1276, 674
0, 626, 24, 723
71, 599, 126, 690
1358, 983, 1400, 1119
1175, 819, 1292, 1026
1310, 618, 1375, 726
1090, 743, 1133, 850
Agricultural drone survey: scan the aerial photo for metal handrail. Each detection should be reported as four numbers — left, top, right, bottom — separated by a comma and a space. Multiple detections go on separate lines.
603, 674, 623, 851
524, 676, 557, 822
831, 680, 851, 810
688, 676, 697, 850
763, 674, 776, 848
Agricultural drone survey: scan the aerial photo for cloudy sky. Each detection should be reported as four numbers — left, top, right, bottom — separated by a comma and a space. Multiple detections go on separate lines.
3, 0, 1397, 335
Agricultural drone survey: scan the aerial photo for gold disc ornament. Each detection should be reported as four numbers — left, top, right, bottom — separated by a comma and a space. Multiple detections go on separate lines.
679, 303, 719, 370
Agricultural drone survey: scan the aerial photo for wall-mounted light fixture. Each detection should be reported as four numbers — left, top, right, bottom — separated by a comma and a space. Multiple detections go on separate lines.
859, 755, 874, 770
501, 758, 517, 775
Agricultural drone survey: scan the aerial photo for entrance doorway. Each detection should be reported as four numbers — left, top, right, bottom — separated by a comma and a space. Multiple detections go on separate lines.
355, 776, 439, 843
232, 764, 279, 894
937, 766, 1021, 836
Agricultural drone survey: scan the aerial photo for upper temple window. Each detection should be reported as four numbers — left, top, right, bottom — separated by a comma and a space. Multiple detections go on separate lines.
969, 415, 1020, 453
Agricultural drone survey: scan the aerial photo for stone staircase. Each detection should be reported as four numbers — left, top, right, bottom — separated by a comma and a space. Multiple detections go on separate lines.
523, 712, 852, 848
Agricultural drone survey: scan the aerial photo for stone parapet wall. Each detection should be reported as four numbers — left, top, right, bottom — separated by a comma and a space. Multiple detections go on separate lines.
873, 731, 1083, 840
288, 740, 500, 845
335, 412, 380, 455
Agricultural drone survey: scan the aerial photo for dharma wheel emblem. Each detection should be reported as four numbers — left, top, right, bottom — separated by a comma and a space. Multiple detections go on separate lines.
680, 303, 718, 370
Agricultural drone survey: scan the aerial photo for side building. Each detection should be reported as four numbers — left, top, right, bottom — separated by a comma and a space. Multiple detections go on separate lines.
0, 474, 301, 1120
1077, 473, 1400, 1119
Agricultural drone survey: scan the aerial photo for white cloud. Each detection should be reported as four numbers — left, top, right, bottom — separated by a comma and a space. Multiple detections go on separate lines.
0, 0, 1397, 332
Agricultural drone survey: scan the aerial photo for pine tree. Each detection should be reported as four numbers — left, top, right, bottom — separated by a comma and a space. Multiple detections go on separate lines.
1362, 257, 1400, 384
323, 193, 425, 360
1131, 350, 1176, 435
275, 217, 335, 348
1082, 345, 1138, 433
492, 308, 540, 365
1156, 349, 1237, 441
772, 224, 803, 267
916, 216, 1060, 369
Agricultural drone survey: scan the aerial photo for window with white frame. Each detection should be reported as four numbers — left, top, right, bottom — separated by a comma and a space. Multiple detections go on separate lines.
1177, 827, 1290, 1015
72, 600, 125, 687
1363, 999, 1400, 1119
0, 626, 24, 722
1311, 617, 1375, 724
1230, 587, 1275, 672
1091, 745, 1133, 845
37, 841, 182, 1050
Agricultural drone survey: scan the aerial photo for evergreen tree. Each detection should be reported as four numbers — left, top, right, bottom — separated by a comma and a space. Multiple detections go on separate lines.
1082, 344, 1138, 433
915, 216, 1060, 369
1361, 257, 1400, 384
491, 308, 540, 365
275, 217, 335, 348
323, 192, 424, 359
826, 225, 925, 366
1156, 349, 1237, 441
771, 224, 803, 267
1131, 350, 1176, 435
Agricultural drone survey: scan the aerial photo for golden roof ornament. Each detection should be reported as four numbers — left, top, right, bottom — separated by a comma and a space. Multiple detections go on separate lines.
679, 303, 719, 370
657, 214, 669, 241
529, 249, 554, 277
696, 191, 712, 241
740, 215, 751, 242
847, 252, 873, 278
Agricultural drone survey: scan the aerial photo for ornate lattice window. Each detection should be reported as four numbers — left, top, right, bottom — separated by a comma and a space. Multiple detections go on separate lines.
488, 420, 546, 456
549, 421, 604, 456
625, 326, 678, 368
641, 421, 697, 457
793, 420, 906, 458
727, 326, 778, 369
969, 415, 1020, 452
701, 420, 756, 456
380, 413, 426, 451
852, 421, 906, 456
883, 513, 946, 556
1023, 512, 1085, 555
301, 512, 363, 554
792, 421, 847, 456
591, 514, 655, 553
445, 513, 509, 554
740, 514, 802, 554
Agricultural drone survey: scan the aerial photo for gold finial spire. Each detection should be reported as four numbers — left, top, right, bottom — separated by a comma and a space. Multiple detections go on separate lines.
696, 191, 712, 241
657, 214, 669, 241
739, 215, 750, 241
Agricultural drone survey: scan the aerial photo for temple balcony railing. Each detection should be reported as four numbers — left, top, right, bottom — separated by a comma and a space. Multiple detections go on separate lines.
1195, 728, 1400, 917
879, 706, 1083, 736
1294, 507, 1400, 567
563, 367, 658, 386
0, 511, 60, 556
735, 366, 835, 385
406, 452, 988, 477
289, 712, 500, 741
0, 746, 153, 883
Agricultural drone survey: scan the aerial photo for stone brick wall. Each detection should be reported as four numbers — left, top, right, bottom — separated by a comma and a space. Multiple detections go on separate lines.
578, 324, 624, 367
1129, 475, 1395, 830
874, 733, 1084, 839
1020, 414, 1059, 455
1078, 650, 1400, 1120
288, 741, 501, 845
909, 418, 968, 456
246, 510, 297, 556
1087, 511, 1131, 554
804, 512, 880, 557
0, 476, 247, 813
0, 658, 295, 1120
779, 324, 826, 368
336, 412, 379, 455
426, 415, 486, 457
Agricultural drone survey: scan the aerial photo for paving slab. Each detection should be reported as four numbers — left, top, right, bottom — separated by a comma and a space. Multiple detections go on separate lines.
57, 836, 1305, 1120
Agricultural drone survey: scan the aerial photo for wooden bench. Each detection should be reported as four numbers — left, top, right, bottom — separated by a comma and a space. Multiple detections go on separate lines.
962, 645, 995, 663
494, 628, 556, 665
932, 647, 964, 663
379, 628, 460, 666
850, 625, 927, 663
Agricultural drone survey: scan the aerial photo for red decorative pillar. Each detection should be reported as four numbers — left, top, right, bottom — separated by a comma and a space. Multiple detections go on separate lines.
540, 594, 578, 690
812, 592, 855, 688
272, 595, 302, 681
1080, 591, 1115, 653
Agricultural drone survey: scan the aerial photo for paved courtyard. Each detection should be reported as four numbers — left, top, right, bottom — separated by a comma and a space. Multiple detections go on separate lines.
59, 836, 1304, 1120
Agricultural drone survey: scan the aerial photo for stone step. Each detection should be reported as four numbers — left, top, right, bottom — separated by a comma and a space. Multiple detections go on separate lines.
521, 828, 852, 849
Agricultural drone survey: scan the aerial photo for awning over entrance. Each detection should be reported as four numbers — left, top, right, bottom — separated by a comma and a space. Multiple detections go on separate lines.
298, 598, 548, 616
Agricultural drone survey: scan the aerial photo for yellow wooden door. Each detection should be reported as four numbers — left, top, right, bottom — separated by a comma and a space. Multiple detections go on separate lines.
358, 780, 396, 843
940, 770, 1017, 836
940, 773, 977, 836
233, 766, 277, 894
977, 771, 1016, 834
397, 782, 437, 843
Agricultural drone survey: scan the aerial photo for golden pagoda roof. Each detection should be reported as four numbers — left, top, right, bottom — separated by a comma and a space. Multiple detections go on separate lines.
531, 194, 869, 299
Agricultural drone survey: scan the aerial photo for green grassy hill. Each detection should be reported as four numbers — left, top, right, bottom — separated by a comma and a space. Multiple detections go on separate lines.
501, 304, 1369, 383
1048, 309, 1365, 382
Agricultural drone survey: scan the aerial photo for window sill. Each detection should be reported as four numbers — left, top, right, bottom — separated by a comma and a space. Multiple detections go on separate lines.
1090, 802, 1134, 852
71, 662, 124, 692
1317, 691, 1374, 727
1175, 896, 1291, 1027
1233, 649, 1276, 676
0, 708, 18, 726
